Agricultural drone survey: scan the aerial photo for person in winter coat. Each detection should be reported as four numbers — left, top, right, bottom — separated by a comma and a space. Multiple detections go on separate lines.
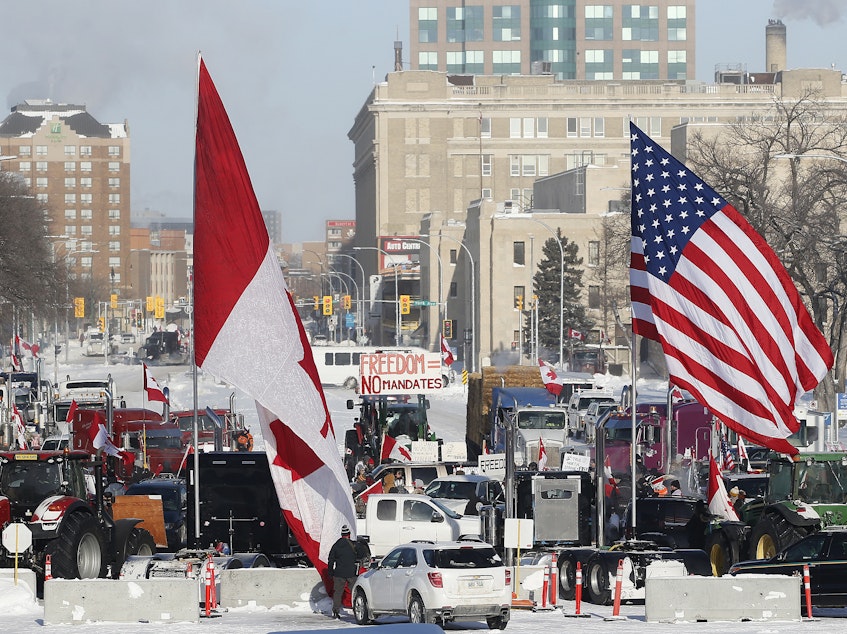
327, 525, 359, 618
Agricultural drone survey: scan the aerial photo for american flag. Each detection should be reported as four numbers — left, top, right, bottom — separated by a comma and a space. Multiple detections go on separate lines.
628, 122, 833, 456
720, 428, 735, 472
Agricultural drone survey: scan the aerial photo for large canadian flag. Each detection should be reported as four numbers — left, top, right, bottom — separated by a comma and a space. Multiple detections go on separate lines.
89, 411, 125, 458
707, 450, 739, 521
538, 358, 564, 396
193, 57, 355, 586
440, 334, 454, 366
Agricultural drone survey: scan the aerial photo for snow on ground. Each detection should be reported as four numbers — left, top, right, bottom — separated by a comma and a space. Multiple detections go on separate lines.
4, 345, 845, 630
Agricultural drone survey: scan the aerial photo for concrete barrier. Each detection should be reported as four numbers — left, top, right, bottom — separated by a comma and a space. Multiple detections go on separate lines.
0, 568, 37, 596
218, 567, 325, 609
645, 575, 801, 622
44, 578, 199, 624
511, 565, 546, 604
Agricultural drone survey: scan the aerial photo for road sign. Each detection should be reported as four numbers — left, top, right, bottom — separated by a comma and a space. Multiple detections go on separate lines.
413, 300, 437, 306
2, 523, 32, 554
345, 313, 355, 329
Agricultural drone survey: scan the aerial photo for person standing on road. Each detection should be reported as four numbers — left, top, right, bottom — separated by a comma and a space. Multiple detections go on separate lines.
327, 525, 359, 619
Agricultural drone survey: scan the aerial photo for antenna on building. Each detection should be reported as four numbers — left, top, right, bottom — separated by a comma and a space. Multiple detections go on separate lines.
394, 37, 403, 72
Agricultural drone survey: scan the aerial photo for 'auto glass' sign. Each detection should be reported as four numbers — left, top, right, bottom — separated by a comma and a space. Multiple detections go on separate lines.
359, 351, 443, 395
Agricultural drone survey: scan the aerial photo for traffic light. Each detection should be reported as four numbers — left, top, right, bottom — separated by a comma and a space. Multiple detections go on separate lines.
136, 311, 143, 328
146, 296, 154, 312
110, 293, 118, 309
399, 295, 411, 315
516, 295, 523, 311
443, 319, 454, 340
313, 295, 320, 311
343, 295, 351, 310
155, 296, 165, 319
322, 295, 333, 316
98, 317, 105, 331
73, 297, 85, 318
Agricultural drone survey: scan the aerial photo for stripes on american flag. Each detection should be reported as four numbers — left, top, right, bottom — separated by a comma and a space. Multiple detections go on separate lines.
628, 122, 833, 456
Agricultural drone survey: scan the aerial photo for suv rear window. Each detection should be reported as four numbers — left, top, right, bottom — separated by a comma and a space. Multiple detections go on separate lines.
423, 547, 502, 569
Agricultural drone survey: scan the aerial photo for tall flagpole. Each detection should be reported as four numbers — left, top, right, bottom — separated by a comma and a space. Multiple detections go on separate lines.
630, 325, 637, 533
191, 51, 202, 545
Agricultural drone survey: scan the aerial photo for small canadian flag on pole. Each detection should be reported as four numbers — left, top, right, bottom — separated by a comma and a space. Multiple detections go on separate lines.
537, 437, 548, 471
380, 433, 412, 463
440, 334, 454, 366
568, 328, 585, 341
143, 363, 169, 404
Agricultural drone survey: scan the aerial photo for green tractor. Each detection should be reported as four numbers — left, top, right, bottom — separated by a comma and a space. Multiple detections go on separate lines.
745, 452, 847, 560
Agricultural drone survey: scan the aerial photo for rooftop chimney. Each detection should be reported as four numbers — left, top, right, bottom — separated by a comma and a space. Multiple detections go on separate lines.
766, 19, 786, 73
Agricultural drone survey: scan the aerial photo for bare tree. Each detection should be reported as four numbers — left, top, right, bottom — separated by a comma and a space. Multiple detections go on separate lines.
0, 173, 65, 339
685, 90, 847, 415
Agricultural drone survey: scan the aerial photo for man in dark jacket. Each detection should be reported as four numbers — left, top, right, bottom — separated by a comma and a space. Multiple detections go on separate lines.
327, 525, 359, 618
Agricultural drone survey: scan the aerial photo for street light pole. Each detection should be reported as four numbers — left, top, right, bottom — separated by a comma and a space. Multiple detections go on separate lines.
353, 246, 401, 345
407, 238, 444, 346
330, 253, 367, 343
421, 232, 476, 373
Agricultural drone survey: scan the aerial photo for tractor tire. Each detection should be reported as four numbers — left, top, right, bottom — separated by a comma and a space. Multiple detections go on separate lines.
46, 513, 107, 579
748, 514, 806, 560
705, 531, 732, 577
585, 557, 612, 606
558, 554, 578, 600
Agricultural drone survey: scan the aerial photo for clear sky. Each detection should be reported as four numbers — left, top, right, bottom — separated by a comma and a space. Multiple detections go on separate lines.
1, 1, 845, 243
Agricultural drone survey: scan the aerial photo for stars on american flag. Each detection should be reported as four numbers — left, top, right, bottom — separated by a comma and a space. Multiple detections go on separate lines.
630, 129, 728, 281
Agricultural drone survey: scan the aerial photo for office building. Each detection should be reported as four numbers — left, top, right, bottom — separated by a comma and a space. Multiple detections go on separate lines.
409, 0, 695, 80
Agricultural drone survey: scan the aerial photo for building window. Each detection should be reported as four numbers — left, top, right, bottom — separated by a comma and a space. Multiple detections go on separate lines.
62, 177, 74, 188
109, 209, 121, 220
480, 117, 491, 139
80, 193, 93, 204
18, 146, 31, 156
64, 193, 76, 205
108, 193, 120, 204
588, 285, 601, 309
64, 145, 76, 156
418, 6, 438, 43
79, 177, 91, 188
109, 226, 121, 236
585, 49, 613, 79
482, 154, 492, 176
513, 241, 525, 265
514, 286, 525, 310
80, 161, 92, 172
19, 161, 31, 172
80, 241, 93, 252
668, 50, 687, 79
36, 161, 48, 172
35, 145, 48, 156
109, 240, 120, 251
36, 193, 48, 203
537, 117, 548, 138
109, 257, 121, 268
418, 51, 438, 69
580, 117, 592, 137
667, 5, 687, 41
492, 49, 521, 74
111, 272, 121, 285
449, 282, 458, 297
493, 5, 521, 42
567, 117, 578, 138
108, 146, 121, 156
450, 249, 457, 264
36, 177, 48, 188
80, 146, 92, 156
482, 187, 492, 198
65, 225, 77, 236
588, 240, 600, 266
64, 209, 76, 220
108, 177, 120, 188
585, 5, 613, 40
81, 257, 93, 269
595, 117, 605, 137
80, 225, 92, 236
108, 161, 120, 172
63, 161, 75, 172
80, 209, 93, 220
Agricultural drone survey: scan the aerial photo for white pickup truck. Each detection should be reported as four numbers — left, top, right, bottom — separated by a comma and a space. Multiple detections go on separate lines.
356, 493, 481, 557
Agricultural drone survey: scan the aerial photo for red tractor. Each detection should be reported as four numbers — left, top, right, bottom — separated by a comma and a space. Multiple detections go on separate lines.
0, 449, 156, 581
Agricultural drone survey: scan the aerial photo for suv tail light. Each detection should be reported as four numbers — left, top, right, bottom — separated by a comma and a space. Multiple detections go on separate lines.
427, 572, 443, 588
505, 569, 511, 586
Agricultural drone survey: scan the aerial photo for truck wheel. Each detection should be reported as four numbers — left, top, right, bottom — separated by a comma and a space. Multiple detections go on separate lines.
128, 528, 156, 556
47, 513, 106, 579
705, 531, 731, 576
486, 615, 508, 629
748, 515, 805, 560
558, 554, 578, 600
585, 558, 612, 606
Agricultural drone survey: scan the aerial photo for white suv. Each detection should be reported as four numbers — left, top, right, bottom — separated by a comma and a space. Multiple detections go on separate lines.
352, 538, 511, 629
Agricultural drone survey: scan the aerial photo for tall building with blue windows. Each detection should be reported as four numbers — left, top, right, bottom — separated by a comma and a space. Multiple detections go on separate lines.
410, 1, 695, 80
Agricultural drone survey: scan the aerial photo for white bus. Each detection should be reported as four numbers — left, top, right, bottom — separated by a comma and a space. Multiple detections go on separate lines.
310, 345, 439, 391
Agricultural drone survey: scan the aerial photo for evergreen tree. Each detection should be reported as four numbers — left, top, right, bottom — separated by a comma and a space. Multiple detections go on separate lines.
527, 230, 592, 363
